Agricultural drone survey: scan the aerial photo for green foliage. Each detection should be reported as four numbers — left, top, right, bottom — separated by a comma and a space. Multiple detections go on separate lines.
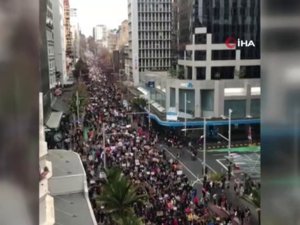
251, 188, 260, 208
97, 168, 147, 225
115, 215, 144, 225
130, 97, 147, 110
209, 173, 224, 182
69, 83, 88, 114
73, 58, 89, 80
169, 68, 177, 78
169, 67, 185, 79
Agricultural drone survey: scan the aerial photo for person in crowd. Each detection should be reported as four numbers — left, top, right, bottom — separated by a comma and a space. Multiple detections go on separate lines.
60, 68, 253, 225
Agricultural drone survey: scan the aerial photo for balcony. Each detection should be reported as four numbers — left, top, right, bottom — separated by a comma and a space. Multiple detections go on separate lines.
39, 194, 55, 225
40, 178, 49, 199
40, 160, 53, 180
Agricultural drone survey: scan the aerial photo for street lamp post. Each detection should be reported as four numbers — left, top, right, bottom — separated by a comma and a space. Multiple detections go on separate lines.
184, 92, 187, 136
203, 117, 207, 176
228, 108, 233, 156
76, 90, 80, 126
102, 123, 107, 170
148, 92, 151, 137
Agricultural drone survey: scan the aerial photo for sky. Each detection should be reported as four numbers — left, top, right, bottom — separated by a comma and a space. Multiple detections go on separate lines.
70, 0, 128, 37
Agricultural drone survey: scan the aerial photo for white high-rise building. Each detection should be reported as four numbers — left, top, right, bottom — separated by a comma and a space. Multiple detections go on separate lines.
93, 25, 107, 42
53, 0, 67, 85
93, 24, 108, 47
127, 0, 172, 86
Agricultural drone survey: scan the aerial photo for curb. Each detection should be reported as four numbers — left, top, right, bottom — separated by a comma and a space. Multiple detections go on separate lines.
241, 196, 260, 208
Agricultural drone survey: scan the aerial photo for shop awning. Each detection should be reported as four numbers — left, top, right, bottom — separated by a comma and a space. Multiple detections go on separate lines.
46, 111, 63, 129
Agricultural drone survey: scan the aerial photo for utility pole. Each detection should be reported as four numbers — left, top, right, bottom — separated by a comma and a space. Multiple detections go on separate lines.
102, 123, 107, 170
184, 92, 187, 136
203, 118, 207, 176
148, 91, 151, 139
76, 90, 80, 127
228, 108, 233, 156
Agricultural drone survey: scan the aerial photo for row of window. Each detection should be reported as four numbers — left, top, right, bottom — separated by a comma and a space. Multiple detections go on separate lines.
212, 7, 258, 20
139, 67, 170, 72
139, 59, 170, 67
181, 65, 260, 80
184, 50, 236, 61
170, 88, 260, 118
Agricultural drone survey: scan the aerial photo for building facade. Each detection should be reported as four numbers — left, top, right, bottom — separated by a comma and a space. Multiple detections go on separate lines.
40, 0, 51, 117
93, 24, 108, 47
46, 0, 56, 100
116, 20, 129, 50
139, 0, 261, 121
198, 0, 260, 60
107, 29, 118, 53
70, 8, 80, 60
63, 0, 72, 58
53, 0, 68, 86
124, 44, 131, 78
128, 0, 173, 86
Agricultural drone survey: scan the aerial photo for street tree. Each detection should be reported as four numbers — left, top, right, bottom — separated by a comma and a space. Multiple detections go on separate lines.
73, 58, 89, 81
130, 97, 148, 111
97, 168, 147, 225
69, 82, 88, 115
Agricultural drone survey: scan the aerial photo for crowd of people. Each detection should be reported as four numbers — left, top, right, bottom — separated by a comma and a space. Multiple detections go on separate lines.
59, 66, 254, 225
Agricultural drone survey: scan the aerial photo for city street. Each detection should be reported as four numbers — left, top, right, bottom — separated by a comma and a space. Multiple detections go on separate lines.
50, 55, 256, 224
160, 144, 259, 225
39, 0, 263, 224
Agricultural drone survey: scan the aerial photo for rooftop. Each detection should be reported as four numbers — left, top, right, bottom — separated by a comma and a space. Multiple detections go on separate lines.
54, 193, 95, 225
46, 150, 84, 177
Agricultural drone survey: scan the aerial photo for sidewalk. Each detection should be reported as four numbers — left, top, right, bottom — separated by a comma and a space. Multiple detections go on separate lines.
52, 85, 76, 114
224, 181, 259, 225
162, 143, 259, 225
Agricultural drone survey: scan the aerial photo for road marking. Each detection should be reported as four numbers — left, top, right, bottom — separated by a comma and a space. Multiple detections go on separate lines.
163, 148, 198, 180
216, 159, 228, 171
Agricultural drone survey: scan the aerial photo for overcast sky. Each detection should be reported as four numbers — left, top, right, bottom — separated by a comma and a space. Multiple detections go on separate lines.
70, 0, 128, 37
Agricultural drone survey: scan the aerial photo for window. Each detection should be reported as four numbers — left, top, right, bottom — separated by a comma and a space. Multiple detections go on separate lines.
212, 50, 236, 60
250, 99, 260, 117
196, 67, 206, 80
187, 67, 192, 79
194, 51, 206, 61
214, 7, 220, 20
211, 67, 235, 79
170, 88, 176, 107
239, 66, 261, 78
224, 100, 246, 118
195, 34, 206, 44
201, 90, 214, 111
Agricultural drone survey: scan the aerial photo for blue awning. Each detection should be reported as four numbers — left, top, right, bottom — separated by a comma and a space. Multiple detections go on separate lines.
148, 112, 260, 127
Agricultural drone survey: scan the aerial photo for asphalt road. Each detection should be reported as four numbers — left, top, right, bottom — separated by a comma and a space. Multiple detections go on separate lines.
160, 143, 259, 225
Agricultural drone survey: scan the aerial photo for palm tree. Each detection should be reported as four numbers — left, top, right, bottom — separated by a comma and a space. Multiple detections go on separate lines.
115, 215, 144, 225
97, 168, 147, 224
130, 97, 147, 111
